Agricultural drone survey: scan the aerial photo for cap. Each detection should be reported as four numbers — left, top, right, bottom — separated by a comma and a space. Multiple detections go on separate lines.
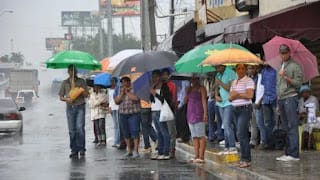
120, 76, 131, 83
279, 44, 290, 53
299, 85, 311, 93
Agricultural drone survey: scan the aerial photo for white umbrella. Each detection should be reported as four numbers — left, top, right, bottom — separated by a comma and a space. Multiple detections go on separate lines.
107, 49, 143, 70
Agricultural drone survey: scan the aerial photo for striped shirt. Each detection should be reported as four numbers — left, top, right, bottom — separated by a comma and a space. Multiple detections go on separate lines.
230, 76, 255, 107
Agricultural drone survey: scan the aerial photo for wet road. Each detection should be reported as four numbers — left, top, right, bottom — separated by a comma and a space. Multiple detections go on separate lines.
0, 69, 219, 180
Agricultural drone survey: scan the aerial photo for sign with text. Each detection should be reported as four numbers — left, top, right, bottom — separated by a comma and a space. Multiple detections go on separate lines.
45, 38, 67, 51
61, 11, 99, 27
99, 0, 140, 16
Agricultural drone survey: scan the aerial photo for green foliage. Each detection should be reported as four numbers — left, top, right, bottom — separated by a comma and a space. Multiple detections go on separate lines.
71, 33, 141, 59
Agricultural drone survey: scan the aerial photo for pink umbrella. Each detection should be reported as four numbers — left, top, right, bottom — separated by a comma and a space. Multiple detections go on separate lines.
263, 36, 319, 82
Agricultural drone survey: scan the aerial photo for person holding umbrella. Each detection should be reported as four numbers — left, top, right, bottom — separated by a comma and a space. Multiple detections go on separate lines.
275, 44, 303, 162
59, 64, 89, 158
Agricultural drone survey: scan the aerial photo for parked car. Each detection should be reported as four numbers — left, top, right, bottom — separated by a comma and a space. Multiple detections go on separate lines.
0, 97, 25, 135
15, 89, 38, 106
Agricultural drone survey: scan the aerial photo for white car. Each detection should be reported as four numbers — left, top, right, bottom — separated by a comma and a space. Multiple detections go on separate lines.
0, 97, 25, 134
15, 89, 38, 106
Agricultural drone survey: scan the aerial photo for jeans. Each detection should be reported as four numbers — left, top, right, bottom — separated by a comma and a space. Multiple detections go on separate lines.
278, 96, 299, 158
262, 103, 276, 145
167, 119, 177, 152
234, 105, 252, 162
111, 110, 120, 145
152, 111, 170, 156
255, 107, 267, 144
119, 113, 140, 139
66, 104, 86, 153
249, 110, 258, 145
219, 105, 235, 148
208, 100, 216, 141
215, 105, 224, 140
141, 108, 157, 148
94, 118, 106, 141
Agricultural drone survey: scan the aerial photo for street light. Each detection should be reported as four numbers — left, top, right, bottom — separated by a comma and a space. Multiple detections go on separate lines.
0, 10, 14, 16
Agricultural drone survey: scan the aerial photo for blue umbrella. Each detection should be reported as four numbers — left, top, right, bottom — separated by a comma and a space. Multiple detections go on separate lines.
133, 71, 152, 101
94, 73, 112, 88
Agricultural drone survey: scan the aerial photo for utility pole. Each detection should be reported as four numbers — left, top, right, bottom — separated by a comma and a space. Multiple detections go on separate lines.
98, 0, 104, 59
107, 0, 113, 56
141, 0, 157, 51
169, 0, 175, 35
121, 16, 125, 39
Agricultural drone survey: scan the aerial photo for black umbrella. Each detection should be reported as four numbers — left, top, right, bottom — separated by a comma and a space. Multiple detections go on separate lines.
112, 51, 178, 77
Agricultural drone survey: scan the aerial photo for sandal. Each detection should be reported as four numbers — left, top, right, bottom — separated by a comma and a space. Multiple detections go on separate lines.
239, 161, 251, 168
195, 159, 205, 163
189, 158, 198, 163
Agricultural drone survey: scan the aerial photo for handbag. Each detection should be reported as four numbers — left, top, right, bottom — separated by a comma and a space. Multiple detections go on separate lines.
159, 99, 175, 122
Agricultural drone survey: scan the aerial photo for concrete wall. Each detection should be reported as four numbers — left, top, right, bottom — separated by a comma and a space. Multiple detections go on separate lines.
259, 0, 318, 16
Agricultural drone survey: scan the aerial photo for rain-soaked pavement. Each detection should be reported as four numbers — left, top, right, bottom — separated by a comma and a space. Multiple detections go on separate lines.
0, 69, 221, 180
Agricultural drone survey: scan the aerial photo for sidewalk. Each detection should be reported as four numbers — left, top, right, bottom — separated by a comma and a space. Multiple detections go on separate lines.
176, 140, 320, 180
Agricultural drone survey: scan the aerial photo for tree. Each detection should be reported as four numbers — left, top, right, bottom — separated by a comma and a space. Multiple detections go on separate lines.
71, 33, 141, 59
0, 55, 10, 63
10, 52, 24, 64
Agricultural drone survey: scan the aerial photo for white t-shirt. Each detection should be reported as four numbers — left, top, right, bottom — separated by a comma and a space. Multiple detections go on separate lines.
108, 88, 119, 111
230, 76, 255, 107
151, 89, 162, 111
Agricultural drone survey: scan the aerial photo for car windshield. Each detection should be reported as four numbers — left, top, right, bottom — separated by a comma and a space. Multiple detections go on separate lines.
0, 99, 16, 108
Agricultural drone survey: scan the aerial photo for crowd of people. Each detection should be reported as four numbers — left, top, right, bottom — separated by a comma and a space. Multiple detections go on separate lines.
58, 44, 319, 168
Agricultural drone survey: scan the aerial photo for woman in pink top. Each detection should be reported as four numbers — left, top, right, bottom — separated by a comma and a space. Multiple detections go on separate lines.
229, 64, 255, 168
184, 76, 208, 163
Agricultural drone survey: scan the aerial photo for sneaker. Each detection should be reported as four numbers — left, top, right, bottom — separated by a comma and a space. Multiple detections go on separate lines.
92, 139, 98, 143
276, 155, 288, 161
276, 155, 300, 161
219, 140, 225, 145
79, 151, 85, 156
132, 152, 140, 159
218, 148, 229, 155
141, 147, 152, 153
157, 155, 170, 160
150, 153, 159, 160
227, 147, 238, 154
69, 152, 78, 158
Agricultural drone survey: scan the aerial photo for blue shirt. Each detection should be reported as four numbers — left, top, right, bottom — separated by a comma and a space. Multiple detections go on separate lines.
261, 66, 277, 104
215, 67, 236, 107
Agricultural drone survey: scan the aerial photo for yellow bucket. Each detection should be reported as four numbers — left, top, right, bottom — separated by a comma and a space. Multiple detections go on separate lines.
316, 142, 320, 151
313, 131, 320, 142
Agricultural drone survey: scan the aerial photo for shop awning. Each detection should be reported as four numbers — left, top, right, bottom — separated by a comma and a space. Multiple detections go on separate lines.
156, 19, 196, 57
224, 1, 320, 43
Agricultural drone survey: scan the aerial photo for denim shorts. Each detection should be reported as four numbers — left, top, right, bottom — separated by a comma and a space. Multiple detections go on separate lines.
188, 122, 205, 138
119, 113, 140, 139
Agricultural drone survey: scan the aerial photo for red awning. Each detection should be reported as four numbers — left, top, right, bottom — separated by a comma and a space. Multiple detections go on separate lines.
224, 1, 320, 43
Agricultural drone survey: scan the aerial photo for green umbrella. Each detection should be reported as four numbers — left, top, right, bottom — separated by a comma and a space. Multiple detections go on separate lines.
46, 50, 101, 70
174, 43, 247, 73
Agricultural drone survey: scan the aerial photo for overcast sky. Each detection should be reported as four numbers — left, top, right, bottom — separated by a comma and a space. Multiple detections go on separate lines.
0, 0, 194, 64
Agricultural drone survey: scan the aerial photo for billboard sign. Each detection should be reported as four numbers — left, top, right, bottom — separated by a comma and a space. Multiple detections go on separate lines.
45, 38, 67, 51
61, 11, 99, 27
99, 0, 140, 16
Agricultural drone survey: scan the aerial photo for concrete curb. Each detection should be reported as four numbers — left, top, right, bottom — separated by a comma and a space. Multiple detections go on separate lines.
176, 142, 273, 180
